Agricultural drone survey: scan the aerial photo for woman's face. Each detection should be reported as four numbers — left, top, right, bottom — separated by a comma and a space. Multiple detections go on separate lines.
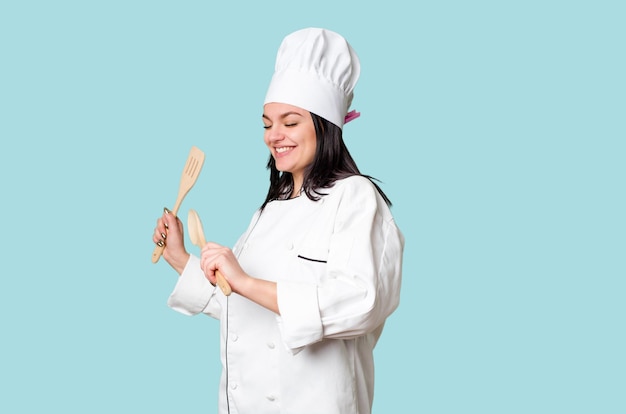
262, 102, 317, 182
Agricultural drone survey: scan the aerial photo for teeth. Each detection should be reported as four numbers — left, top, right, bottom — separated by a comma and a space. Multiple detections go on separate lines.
276, 147, 293, 153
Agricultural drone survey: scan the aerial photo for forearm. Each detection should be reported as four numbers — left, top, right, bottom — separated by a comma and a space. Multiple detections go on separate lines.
238, 277, 279, 315
165, 251, 190, 275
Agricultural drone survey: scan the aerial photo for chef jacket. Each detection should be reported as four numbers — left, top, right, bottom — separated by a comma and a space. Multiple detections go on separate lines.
168, 175, 404, 414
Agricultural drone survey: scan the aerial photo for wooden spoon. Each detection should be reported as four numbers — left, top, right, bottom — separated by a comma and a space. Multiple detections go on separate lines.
187, 209, 232, 296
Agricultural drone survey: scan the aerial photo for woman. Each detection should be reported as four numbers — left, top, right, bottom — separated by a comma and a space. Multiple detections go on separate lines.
153, 27, 404, 414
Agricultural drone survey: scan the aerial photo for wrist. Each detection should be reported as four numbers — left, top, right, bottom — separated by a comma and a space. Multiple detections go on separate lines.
166, 252, 190, 275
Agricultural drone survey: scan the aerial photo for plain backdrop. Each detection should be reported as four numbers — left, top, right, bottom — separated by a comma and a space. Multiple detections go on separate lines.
1, 1, 624, 413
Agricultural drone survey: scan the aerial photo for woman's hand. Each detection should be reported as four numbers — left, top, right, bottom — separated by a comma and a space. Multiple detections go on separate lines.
200, 242, 279, 313
153, 208, 190, 274
200, 242, 249, 294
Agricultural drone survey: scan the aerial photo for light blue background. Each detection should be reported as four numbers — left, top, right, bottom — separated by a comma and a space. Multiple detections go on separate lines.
1, 1, 624, 413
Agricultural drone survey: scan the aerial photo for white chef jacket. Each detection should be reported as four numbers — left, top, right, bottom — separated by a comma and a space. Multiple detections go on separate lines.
168, 175, 404, 414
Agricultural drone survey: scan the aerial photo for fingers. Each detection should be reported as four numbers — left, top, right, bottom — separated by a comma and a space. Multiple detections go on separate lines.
200, 243, 222, 277
153, 208, 171, 245
162, 207, 175, 224
200, 243, 233, 268
200, 243, 239, 277
153, 207, 186, 249
153, 217, 167, 246
199, 244, 244, 295
151, 207, 191, 272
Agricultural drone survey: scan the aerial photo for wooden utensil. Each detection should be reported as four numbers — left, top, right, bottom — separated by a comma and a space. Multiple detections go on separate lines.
152, 146, 205, 263
188, 209, 232, 296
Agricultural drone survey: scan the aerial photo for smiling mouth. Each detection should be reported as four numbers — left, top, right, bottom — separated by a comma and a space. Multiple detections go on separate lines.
275, 146, 294, 154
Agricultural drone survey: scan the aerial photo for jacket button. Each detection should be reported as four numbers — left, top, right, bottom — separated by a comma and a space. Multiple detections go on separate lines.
267, 342, 275, 349
266, 395, 276, 401
232, 334, 238, 342
230, 383, 238, 390
287, 242, 294, 250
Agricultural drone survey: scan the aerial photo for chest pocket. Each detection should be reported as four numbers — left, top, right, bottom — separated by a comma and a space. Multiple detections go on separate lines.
292, 196, 337, 282
297, 246, 328, 263
294, 246, 328, 283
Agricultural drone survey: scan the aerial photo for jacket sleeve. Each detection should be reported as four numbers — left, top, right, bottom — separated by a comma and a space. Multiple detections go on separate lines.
167, 255, 221, 319
276, 176, 404, 350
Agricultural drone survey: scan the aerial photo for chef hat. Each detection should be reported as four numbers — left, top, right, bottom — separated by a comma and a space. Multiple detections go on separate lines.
264, 27, 361, 129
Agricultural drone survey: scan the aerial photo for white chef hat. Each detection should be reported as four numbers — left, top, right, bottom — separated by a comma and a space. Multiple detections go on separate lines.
264, 27, 361, 129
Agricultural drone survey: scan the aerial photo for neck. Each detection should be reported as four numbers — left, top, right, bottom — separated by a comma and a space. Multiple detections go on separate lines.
290, 188, 302, 198
291, 176, 303, 199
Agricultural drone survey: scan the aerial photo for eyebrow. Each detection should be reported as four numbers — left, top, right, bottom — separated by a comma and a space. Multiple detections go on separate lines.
262, 111, 304, 121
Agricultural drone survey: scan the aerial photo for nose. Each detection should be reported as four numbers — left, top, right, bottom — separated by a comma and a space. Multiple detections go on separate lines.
266, 127, 286, 144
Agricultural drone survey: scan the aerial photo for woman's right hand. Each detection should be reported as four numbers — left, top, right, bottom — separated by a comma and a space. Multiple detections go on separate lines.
153, 208, 190, 274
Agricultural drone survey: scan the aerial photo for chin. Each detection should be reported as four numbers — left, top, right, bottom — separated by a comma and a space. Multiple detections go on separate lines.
275, 164, 293, 173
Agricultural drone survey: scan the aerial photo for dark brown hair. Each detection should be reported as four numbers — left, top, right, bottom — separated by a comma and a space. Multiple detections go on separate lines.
261, 112, 391, 210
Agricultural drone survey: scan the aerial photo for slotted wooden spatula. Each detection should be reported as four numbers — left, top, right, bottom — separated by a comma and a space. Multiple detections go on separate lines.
152, 146, 205, 263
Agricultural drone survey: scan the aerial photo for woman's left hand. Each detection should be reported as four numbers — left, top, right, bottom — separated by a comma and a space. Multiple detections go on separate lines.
200, 242, 249, 294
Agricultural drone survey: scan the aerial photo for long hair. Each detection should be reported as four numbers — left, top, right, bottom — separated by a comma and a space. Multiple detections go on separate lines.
260, 112, 391, 210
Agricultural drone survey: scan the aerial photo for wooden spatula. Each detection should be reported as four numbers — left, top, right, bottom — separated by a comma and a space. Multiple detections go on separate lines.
152, 146, 205, 264
188, 209, 232, 296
